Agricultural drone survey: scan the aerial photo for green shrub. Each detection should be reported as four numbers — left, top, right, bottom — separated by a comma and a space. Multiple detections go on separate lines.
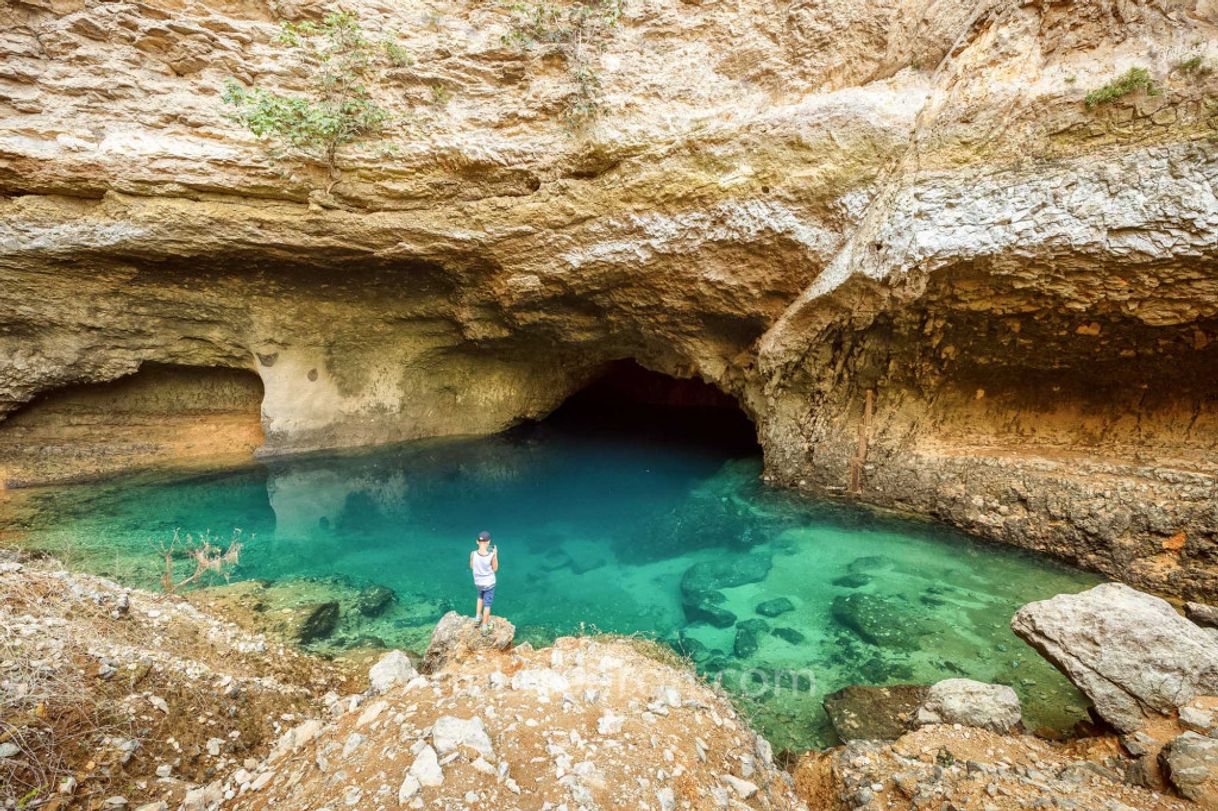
223, 12, 401, 185
1176, 55, 1212, 76
383, 38, 413, 67
502, 0, 625, 131
1084, 66, 1159, 108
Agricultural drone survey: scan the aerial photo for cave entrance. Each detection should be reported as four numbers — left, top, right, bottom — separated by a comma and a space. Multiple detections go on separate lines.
0, 363, 265, 488
520, 360, 759, 456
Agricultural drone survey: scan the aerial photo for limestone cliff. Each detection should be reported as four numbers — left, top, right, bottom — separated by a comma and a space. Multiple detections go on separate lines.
2, 0, 1218, 596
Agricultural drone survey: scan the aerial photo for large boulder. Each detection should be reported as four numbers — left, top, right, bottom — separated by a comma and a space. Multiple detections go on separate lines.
822, 684, 929, 741
1160, 732, 1218, 806
1011, 583, 1218, 732
915, 678, 1022, 734
420, 611, 515, 674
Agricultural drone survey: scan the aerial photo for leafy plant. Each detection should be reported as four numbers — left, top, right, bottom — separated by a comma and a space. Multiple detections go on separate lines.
502, 0, 625, 131
1084, 66, 1159, 108
222, 11, 399, 188
430, 83, 451, 107
382, 37, 413, 67
1176, 55, 1212, 76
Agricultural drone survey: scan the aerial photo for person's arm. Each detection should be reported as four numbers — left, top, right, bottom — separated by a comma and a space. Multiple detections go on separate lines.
491, 545, 499, 573
469, 551, 474, 570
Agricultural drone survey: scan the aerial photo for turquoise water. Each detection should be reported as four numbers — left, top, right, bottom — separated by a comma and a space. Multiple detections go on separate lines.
0, 410, 1101, 750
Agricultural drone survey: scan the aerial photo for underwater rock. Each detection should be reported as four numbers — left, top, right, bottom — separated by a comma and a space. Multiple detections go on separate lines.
683, 588, 737, 629
421, 611, 515, 675
756, 597, 794, 618
830, 593, 926, 651
734, 619, 769, 658
287, 602, 340, 644
345, 635, 388, 649
915, 678, 1023, 734
847, 556, 894, 575
1012, 583, 1218, 733
823, 685, 928, 741
681, 553, 773, 596
832, 574, 872, 589
771, 627, 805, 645
680, 554, 771, 626
538, 549, 573, 572
353, 585, 396, 617
673, 636, 710, 663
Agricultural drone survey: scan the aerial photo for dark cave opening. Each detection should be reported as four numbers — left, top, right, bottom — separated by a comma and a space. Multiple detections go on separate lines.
515, 360, 760, 456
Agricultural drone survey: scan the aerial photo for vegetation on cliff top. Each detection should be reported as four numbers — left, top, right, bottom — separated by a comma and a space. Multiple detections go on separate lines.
222, 12, 400, 188
502, 0, 625, 131
1084, 66, 1159, 108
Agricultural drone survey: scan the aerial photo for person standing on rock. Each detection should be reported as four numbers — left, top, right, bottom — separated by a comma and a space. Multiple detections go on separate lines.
470, 530, 499, 634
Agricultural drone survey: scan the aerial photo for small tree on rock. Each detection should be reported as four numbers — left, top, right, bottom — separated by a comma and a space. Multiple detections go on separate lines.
502, 0, 625, 131
222, 11, 400, 191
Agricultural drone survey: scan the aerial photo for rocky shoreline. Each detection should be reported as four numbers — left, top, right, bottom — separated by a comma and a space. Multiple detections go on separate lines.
4, 546, 1218, 810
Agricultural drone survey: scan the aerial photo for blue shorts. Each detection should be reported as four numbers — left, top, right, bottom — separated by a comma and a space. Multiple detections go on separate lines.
477, 585, 495, 607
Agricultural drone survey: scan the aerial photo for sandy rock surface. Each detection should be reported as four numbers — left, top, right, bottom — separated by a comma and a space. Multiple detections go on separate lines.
225, 634, 805, 810
0, 549, 357, 810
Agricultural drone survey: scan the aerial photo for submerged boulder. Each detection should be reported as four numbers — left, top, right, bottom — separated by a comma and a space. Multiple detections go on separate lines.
286, 601, 340, 644
353, 584, 396, 617
823, 684, 928, 741
915, 678, 1022, 734
679, 553, 771, 627
733, 619, 769, 658
683, 589, 737, 629
771, 626, 805, 644
1011, 583, 1218, 732
830, 593, 926, 651
421, 611, 515, 674
756, 597, 795, 617
681, 554, 772, 599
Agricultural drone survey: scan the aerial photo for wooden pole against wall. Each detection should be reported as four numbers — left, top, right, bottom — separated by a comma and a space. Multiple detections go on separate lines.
849, 388, 875, 495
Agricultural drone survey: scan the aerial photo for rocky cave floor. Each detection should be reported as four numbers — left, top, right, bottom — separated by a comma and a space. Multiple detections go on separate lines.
3, 546, 1218, 811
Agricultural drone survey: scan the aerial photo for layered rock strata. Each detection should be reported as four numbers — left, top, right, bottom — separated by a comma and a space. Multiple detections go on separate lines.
3, 0, 1218, 595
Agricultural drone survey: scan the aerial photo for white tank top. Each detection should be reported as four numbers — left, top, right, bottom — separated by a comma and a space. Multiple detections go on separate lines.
472, 550, 496, 587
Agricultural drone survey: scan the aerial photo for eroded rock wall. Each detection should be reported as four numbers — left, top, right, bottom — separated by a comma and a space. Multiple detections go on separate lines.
2, 0, 1218, 593
0, 363, 265, 484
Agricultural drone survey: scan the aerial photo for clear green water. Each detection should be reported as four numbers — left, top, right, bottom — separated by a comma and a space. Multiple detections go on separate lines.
0, 410, 1101, 751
